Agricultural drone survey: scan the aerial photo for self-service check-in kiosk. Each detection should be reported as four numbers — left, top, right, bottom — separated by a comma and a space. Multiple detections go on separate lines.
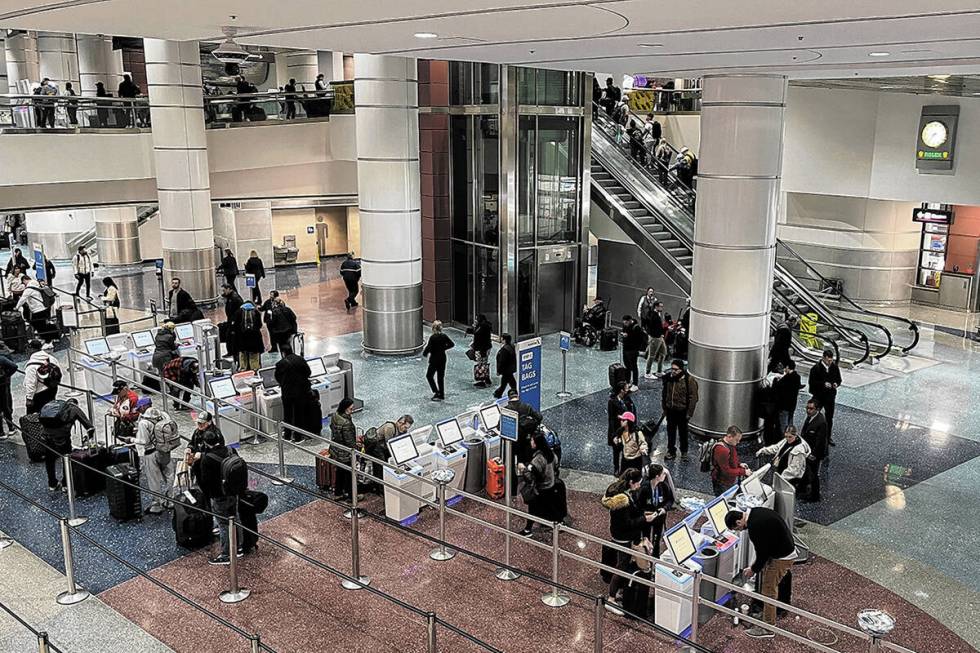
433, 418, 468, 503
309, 354, 345, 419
80, 337, 116, 398
255, 366, 283, 425
191, 376, 244, 448
383, 432, 426, 525
655, 523, 704, 636
696, 494, 741, 603
126, 329, 157, 385
733, 464, 774, 573
174, 323, 199, 361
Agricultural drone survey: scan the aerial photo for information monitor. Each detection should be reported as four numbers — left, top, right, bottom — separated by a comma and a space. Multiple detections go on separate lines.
435, 418, 465, 448
258, 366, 278, 390
84, 337, 110, 357
307, 357, 327, 377
388, 432, 420, 466
665, 523, 698, 566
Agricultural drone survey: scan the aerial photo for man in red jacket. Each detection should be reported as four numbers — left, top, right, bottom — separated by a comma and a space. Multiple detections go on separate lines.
710, 425, 750, 495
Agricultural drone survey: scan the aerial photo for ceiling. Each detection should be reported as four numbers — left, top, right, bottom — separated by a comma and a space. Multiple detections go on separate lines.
3, 1, 980, 79
792, 75, 980, 97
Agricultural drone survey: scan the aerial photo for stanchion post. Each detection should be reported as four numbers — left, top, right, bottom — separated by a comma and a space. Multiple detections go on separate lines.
55, 519, 90, 605
37, 631, 50, 653
0, 535, 12, 550
426, 612, 437, 653
272, 421, 292, 486
593, 595, 604, 653
219, 517, 250, 603
341, 451, 371, 590
62, 455, 88, 527
99, 307, 107, 338
110, 357, 118, 387
540, 522, 570, 607
557, 349, 572, 398
250, 635, 261, 653
495, 439, 520, 581
159, 368, 169, 410
429, 477, 456, 561
65, 347, 81, 398
195, 345, 207, 410
690, 572, 701, 643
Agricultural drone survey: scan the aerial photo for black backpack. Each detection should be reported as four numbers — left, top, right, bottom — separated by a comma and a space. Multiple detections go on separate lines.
217, 449, 248, 497
39, 399, 73, 428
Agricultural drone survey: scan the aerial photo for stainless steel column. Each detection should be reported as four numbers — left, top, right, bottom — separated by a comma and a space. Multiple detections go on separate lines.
498, 65, 519, 337
76, 33, 123, 96
0, 34, 8, 95
144, 39, 217, 304
688, 75, 787, 437
354, 54, 422, 354
94, 207, 141, 265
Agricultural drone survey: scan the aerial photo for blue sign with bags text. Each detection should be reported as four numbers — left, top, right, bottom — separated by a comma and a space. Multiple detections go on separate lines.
518, 337, 542, 411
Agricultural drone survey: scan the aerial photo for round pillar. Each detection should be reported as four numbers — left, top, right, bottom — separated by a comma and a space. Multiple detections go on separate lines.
286, 50, 318, 88
37, 32, 79, 91
354, 54, 423, 355
5, 31, 39, 94
94, 207, 140, 265
0, 34, 9, 95
76, 34, 123, 96
688, 75, 787, 437
25, 209, 94, 260
144, 39, 217, 303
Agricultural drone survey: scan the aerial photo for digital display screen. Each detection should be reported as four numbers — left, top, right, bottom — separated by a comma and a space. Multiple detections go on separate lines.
705, 497, 731, 536
480, 404, 501, 431
665, 524, 697, 565
131, 330, 154, 348
208, 377, 238, 400
175, 324, 194, 341
307, 357, 326, 377
388, 433, 420, 466
84, 337, 110, 356
742, 475, 765, 499
435, 418, 464, 448
259, 367, 278, 390
498, 408, 518, 442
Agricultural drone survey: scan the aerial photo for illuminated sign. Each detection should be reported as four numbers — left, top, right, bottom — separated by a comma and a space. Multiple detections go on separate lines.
912, 207, 953, 225
915, 105, 959, 173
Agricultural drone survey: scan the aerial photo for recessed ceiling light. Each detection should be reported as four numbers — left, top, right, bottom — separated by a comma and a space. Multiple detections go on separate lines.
639, 43, 664, 48
414, 32, 438, 39
869, 52, 891, 57
929, 74, 951, 81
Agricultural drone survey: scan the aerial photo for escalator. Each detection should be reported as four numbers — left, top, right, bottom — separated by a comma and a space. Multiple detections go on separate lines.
589, 112, 907, 366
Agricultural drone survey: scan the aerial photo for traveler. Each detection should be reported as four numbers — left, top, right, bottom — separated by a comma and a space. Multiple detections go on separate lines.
493, 332, 517, 399
167, 278, 202, 323
262, 291, 298, 353
187, 410, 224, 458
275, 346, 311, 442
642, 113, 662, 165
614, 411, 647, 473
315, 73, 328, 96
101, 277, 121, 335
220, 284, 243, 363
339, 253, 361, 311
504, 388, 543, 485
661, 359, 699, 461
192, 426, 243, 565
64, 82, 78, 125
591, 77, 602, 119
284, 78, 297, 119
626, 122, 646, 164
109, 380, 141, 442
637, 462, 674, 554
5, 248, 28, 276
364, 415, 414, 490
328, 398, 358, 501
517, 430, 559, 536
643, 301, 667, 379
757, 425, 811, 494
799, 399, 828, 501
601, 468, 657, 610
724, 508, 796, 639
773, 360, 804, 431
0, 353, 16, 437
808, 350, 841, 445
601, 77, 621, 116
16, 278, 50, 336
607, 381, 636, 474
94, 82, 110, 127
34, 255, 55, 284
768, 316, 795, 372
38, 79, 57, 128
71, 245, 95, 299
234, 302, 264, 372
117, 74, 140, 127
151, 322, 180, 377
636, 288, 658, 329
219, 249, 239, 288
42, 398, 95, 491
132, 407, 178, 514
244, 250, 266, 304
6, 269, 26, 299
163, 356, 200, 410
709, 425, 750, 496
469, 314, 493, 386
422, 321, 454, 401
620, 315, 647, 386
671, 147, 698, 188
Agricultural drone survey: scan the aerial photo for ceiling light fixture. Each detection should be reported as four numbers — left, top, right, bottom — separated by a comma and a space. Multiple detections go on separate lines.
929, 74, 951, 81
639, 43, 664, 48
414, 32, 439, 39
868, 51, 891, 57
212, 26, 254, 65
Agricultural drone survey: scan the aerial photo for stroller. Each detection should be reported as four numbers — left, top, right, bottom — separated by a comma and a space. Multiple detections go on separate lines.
573, 299, 608, 347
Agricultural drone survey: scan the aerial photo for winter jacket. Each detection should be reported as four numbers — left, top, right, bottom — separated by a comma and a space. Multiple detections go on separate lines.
264, 303, 297, 336
495, 343, 516, 376
339, 258, 361, 285
607, 394, 635, 444
152, 329, 179, 370
72, 253, 93, 275
188, 423, 224, 454
636, 295, 658, 325
234, 305, 265, 354
662, 371, 699, 418
601, 489, 645, 543
244, 256, 265, 280
710, 441, 747, 487
43, 402, 93, 448
636, 472, 676, 514
521, 450, 556, 493
808, 360, 842, 403
168, 288, 197, 320
16, 280, 45, 315
619, 427, 648, 462
759, 437, 812, 481
5, 253, 28, 276
163, 356, 198, 388
220, 255, 239, 280
800, 412, 829, 461
223, 291, 244, 323
102, 286, 120, 320
621, 322, 647, 352
329, 411, 357, 465
192, 444, 230, 501
275, 353, 312, 400
773, 370, 804, 412
24, 351, 58, 400
422, 332, 455, 365
471, 320, 492, 355
111, 389, 141, 423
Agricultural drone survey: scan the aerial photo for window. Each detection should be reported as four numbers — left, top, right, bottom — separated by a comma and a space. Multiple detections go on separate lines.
536, 116, 580, 244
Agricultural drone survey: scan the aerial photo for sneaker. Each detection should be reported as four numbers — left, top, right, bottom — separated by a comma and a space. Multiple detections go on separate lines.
60, 483, 67, 493
431, 394, 443, 402
519, 527, 534, 537
208, 554, 231, 566
664, 452, 676, 461
643, 373, 655, 380
604, 598, 624, 616
745, 627, 774, 639
48, 484, 60, 492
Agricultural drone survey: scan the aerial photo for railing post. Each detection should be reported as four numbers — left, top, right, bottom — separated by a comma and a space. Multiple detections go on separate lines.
65, 347, 81, 398
62, 454, 88, 527
426, 612, 437, 653
250, 635, 261, 653
36, 631, 50, 653
429, 473, 456, 561
159, 368, 169, 410
341, 450, 371, 590
84, 391, 96, 428
593, 595, 604, 653
540, 522, 570, 607
56, 519, 90, 605
495, 439, 520, 581
219, 516, 250, 603
110, 357, 119, 387
689, 571, 701, 644
99, 307, 107, 338
271, 421, 293, 486
195, 345, 207, 410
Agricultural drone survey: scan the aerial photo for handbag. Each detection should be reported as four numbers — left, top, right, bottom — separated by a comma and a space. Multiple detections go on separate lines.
465, 347, 476, 361
518, 478, 538, 504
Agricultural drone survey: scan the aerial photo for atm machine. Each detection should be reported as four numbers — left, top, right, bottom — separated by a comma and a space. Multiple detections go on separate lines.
433, 417, 469, 503
655, 523, 704, 636
383, 432, 426, 525
126, 329, 157, 385
79, 337, 116, 398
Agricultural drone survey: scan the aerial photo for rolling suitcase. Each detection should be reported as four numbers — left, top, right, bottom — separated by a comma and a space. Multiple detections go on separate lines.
551, 478, 568, 523
316, 448, 336, 491
19, 414, 46, 463
2, 311, 26, 353
621, 569, 652, 620
608, 362, 630, 389
172, 473, 212, 549
69, 445, 110, 497
106, 462, 142, 522
600, 327, 619, 351
109, 443, 141, 476
486, 457, 505, 499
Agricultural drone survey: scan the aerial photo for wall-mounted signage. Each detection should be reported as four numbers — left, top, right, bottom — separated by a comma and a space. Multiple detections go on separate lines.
912, 207, 954, 225
916, 105, 960, 173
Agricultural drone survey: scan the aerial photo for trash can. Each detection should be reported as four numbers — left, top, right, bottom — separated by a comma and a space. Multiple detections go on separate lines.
462, 437, 486, 494
694, 546, 719, 624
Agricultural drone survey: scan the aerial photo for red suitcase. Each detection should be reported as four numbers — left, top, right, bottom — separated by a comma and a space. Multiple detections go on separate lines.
316, 448, 336, 491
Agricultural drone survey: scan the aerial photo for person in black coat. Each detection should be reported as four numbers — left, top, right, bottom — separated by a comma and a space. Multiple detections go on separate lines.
636, 462, 674, 555
220, 249, 239, 288
275, 346, 312, 442
773, 360, 804, 431
422, 320, 454, 401
220, 284, 244, 361
244, 250, 266, 304
340, 253, 361, 311
167, 278, 201, 323
620, 314, 647, 386
263, 292, 298, 353
768, 317, 795, 372
493, 333, 517, 399
808, 350, 842, 445
799, 398, 828, 501
470, 314, 492, 360
234, 303, 264, 371
600, 469, 657, 605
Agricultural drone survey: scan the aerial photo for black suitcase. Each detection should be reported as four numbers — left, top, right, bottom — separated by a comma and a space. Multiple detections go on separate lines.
600, 327, 619, 351
608, 362, 630, 389
2, 311, 26, 353
551, 479, 568, 524
20, 414, 46, 463
70, 446, 111, 497
247, 106, 267, 121
109, 444, 141, 476
172, 486, 213, 548
621, 569, 652, 620
105, 463, 142, 522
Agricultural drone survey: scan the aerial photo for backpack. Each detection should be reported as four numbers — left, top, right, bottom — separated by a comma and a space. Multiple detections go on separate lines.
699, 440, 723, 473
39, 399, 73, 428
35, 361, 62, 391
219, 448, 248, 497
149, 414, 180, 453
40, 285, 56, 309
363, 422, 393, 459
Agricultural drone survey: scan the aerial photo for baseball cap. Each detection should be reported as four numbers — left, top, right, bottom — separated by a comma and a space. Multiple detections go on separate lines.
618, 411, 636, 423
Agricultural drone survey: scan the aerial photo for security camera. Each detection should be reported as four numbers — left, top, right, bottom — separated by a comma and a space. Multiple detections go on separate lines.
211, 26, 254, 65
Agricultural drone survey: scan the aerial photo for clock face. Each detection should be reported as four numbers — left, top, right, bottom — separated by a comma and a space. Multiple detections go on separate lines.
921, 120, 948, 148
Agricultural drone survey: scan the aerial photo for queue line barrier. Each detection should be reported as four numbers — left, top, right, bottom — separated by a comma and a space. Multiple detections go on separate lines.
71, 348, 918, 653
0, 597, 67, 653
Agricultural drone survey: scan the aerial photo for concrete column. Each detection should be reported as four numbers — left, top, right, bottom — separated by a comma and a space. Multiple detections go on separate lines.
94, 207, 140, 265
688, 75, 787, 437
285, 50, 318, 88
36, 32, 79, 91
144, 39, 217, 303
317, 51, 344, 82
354, 54, 422, 354
76, 33, 123, 96
5, 31, 39, 93
25, 209, 95, 260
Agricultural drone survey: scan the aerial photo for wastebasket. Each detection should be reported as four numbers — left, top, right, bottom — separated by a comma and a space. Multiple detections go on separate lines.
694, 546, 719, 624
462, 437, 486, 494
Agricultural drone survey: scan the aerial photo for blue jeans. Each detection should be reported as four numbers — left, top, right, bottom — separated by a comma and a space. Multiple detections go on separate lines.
778, 410, 794, 434
213, 496, 239, 556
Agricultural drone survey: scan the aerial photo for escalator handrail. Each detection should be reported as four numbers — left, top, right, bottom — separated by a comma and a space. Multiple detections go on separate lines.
776, 240, 920, 353
770, 311, 840, 366
770, 283, 869, 365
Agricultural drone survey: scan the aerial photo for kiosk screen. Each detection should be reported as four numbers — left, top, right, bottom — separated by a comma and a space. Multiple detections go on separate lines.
307, 357, 327, 377
705, 497, 731, 536
174, 324, 194, 341
131, 330, 154, 349
208, 377, 238, 400
742, 475, 765, 499
388, 433, 420, 466
435, 418, 464, 448
259, 367, 278, 390
665, 524, 697, 565
84, 337, 110, 357
480, 404, 501, 431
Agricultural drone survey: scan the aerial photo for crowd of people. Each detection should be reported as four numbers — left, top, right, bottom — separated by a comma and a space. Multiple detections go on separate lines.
25, 74, 148, 129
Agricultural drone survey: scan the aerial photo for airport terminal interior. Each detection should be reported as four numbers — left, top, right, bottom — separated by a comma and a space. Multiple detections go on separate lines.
1, 3, 980, 653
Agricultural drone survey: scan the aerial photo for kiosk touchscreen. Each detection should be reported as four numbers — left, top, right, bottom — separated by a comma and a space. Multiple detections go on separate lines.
208, 377, 239, 401
498, 408, 518, 442
665, 524, 698, 569
705, 497, 733, 538
740, 463, 771, 500
175, 324, 194, 342
131, 330, 154, 350
388, 432, 421, 466
259, 367, 278, 391
307, 357, 327, 378
435, 418, 465, 450
480, 404, 501, 433
84, 337, 110, 357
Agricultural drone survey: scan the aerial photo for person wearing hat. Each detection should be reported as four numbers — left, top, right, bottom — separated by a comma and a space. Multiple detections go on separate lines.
190, 425, 240, 566
42, 398, 95, 492
110, 380, 142, 441
613, 411, 647, 473
607, 381, 636, 475
132, 406, 177, 514
187, 410, 224, 463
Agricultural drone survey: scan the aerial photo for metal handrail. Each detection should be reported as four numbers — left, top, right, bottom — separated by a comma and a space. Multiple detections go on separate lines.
0, 599, 66, 653
0, 93, 149, 106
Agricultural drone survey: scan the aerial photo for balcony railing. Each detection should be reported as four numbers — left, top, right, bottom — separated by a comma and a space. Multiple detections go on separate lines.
203, 82, 355, 127
0, 94, 150, 131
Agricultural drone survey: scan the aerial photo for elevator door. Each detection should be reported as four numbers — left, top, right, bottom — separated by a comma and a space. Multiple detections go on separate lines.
316, 223, 329, 258
537, 255, 576, 336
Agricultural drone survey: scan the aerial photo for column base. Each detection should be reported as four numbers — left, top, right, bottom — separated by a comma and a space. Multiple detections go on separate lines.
361, 284, 423, 355
163, 248, 218, 305
687, 341, 764, 437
